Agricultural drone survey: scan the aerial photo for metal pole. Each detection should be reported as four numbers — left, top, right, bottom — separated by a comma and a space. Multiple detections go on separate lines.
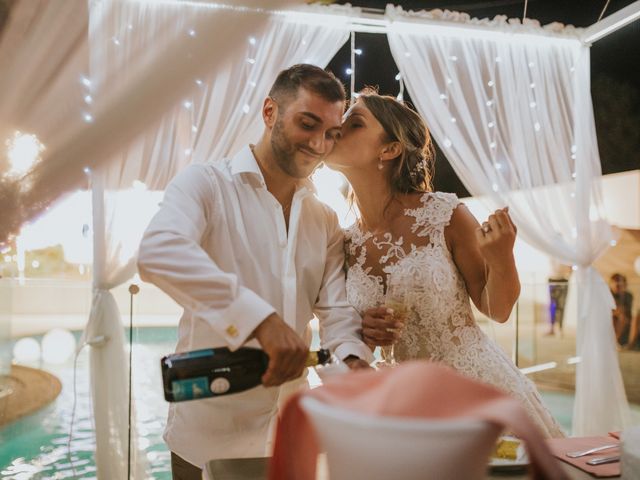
127, 283, 140, 480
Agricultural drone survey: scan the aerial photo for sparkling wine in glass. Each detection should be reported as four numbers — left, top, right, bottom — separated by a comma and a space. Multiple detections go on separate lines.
379, 276, 411, 367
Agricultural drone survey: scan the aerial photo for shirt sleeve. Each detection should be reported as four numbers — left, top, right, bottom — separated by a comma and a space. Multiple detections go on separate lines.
137, 164, 275, 350
314, 208, 374, 363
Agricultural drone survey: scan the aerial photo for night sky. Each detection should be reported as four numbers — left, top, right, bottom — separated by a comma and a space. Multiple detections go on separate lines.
328, 0, 640, 196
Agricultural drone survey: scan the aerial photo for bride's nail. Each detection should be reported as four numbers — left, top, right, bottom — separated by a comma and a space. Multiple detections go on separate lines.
386, 308, 394, 315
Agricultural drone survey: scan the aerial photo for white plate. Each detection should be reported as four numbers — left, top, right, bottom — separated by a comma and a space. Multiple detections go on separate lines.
488, 437, 529, 472
488, 457, 529, 471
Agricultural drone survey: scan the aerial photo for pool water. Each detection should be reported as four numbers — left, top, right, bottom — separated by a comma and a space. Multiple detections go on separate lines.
1, 327, 176, 479
0, 326, 624, 479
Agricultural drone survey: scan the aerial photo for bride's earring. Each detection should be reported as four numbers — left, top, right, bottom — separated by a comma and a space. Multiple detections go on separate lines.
378, 157, 384, 170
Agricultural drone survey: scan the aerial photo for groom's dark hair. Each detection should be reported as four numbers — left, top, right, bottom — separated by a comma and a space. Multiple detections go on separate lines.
269, 64, 345, 109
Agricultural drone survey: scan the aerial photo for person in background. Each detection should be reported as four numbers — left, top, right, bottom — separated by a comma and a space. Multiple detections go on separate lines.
546, 263, 571, 336
138, 64, 372, 480
610, 273, 634, 347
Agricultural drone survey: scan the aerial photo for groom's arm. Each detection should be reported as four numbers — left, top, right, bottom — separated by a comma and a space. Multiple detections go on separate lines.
313, 209, 374, 365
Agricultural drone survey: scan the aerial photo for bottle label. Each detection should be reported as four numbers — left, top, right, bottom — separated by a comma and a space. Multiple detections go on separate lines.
210, 377, 231, 394
171, 376, 211, 401
170, 349, 215, 362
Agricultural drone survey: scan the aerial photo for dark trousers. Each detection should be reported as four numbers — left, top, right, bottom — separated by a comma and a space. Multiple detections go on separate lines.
171, 452, 202, 480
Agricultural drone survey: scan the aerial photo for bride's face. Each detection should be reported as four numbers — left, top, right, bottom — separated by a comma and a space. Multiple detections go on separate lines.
325, 100, 387, 172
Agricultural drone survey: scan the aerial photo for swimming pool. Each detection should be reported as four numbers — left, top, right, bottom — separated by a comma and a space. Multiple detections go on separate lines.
0, 326, 632, 479
1, 327, 176, 479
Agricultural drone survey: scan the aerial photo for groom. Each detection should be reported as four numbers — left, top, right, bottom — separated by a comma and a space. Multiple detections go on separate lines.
138, 64, 372, 479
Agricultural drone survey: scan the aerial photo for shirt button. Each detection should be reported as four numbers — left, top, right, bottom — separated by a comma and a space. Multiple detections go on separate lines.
226, 325, 239, 337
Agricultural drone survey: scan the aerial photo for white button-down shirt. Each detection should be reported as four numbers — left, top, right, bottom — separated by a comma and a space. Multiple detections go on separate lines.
138, 145, 372, 466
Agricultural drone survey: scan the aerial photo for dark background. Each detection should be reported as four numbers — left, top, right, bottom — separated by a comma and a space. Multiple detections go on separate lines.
328, 1, 640, 195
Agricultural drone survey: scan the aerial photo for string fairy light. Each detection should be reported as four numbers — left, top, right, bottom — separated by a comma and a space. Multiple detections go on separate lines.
397, 74, 405, 102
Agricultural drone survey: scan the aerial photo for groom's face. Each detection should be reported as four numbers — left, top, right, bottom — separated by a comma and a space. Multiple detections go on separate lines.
268, 87, 343, 179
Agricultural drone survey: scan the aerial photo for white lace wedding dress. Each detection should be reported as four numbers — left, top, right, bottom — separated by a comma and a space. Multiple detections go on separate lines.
345, 192, 564, 438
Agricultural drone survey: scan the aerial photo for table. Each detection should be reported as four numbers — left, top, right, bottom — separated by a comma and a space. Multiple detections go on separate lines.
203, 456, 602, 480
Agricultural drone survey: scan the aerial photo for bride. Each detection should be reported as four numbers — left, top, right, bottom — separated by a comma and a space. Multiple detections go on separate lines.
325, 88, 564, 438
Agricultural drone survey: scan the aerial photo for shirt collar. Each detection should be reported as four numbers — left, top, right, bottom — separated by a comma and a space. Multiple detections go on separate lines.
230, 145, 264, 179
231, 145, 318, 195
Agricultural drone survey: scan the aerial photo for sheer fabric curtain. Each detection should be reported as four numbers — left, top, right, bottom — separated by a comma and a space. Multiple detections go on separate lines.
386, 6, 629, 435
0, 0, 89, 241
84, 1, 355, 477
0, 0, 289, 239
97, 3, 358, 189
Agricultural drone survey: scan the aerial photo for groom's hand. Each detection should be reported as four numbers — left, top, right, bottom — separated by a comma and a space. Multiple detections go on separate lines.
251, 313, 308, 387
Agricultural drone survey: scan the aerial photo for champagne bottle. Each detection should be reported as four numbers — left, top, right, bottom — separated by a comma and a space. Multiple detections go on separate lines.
161, 347, 331, 402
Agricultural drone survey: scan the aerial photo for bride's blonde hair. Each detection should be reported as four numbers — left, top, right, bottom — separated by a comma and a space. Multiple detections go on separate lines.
358, 87, 434, 194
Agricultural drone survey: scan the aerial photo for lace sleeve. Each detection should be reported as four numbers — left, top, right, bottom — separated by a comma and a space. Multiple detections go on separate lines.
407, 192, 460, 239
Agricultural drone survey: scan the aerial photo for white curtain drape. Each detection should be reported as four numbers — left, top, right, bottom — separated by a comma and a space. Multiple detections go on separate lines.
386, 6, 630, 435
79, 172, 148, 478
96, 2, 358, 189
0, 0, 291, 239
82, 1, 355, 477
0, 0, 89, 240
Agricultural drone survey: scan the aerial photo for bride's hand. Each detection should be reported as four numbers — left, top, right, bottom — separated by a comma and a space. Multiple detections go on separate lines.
476, 207, 517, 268
362, 306, 400, 347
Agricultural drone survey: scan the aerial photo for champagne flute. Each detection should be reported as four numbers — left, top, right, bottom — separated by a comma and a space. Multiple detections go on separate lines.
379, 276, 410, 367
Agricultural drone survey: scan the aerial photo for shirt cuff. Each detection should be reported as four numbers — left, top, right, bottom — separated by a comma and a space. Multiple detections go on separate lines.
215, 288, 276, 350
333, 342, 374, 364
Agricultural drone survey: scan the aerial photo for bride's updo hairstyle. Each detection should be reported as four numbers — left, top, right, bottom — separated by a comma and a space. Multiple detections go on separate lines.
358, 87, 434, 194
